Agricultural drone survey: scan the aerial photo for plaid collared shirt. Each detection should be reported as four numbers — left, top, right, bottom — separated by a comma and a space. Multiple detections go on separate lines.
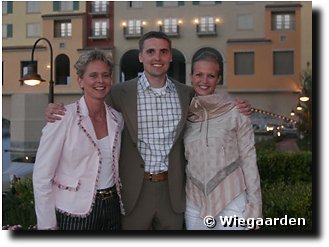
137, 73, 181, 173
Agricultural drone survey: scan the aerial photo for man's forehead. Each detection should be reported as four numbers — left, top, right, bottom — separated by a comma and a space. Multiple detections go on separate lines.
143, 38, 170, 48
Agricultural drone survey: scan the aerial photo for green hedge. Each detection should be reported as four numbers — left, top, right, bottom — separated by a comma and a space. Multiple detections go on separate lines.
2, 177, 36, 229
2, 151, 313, 232
257, 151, 313, 232
257, 151, 312, 184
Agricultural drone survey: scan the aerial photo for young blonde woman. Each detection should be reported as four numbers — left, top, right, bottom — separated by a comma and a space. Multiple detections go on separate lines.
184, 51, 262, 230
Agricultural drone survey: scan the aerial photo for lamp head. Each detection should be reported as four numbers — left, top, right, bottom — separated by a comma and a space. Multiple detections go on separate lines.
19, 62, 45, 86
299, 88, 310, 102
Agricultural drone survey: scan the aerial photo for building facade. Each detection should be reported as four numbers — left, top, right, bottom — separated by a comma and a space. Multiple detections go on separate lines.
2, 1, 312, 158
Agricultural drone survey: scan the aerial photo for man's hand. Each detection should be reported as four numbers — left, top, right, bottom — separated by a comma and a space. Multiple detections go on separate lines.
45, 103, 66, 123
235, 97, 252, 116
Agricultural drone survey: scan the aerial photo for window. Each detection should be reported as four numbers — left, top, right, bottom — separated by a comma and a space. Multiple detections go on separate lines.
163, 1, 178, 7
234, 52, 254, 75
197, 17, 216, 35
92, 19, 108, 37
156, 1, 184, 7
27, 2, 40, 13
55, 54, 70, 85
273, 51, 294, 75
237, 14, 253, 30
27, 23, 40, 38
161, 18, 179, 35
272, 12, 295, 31
2, 1, 13, 14
126, 19, 142, 36
53, 1, 79, 12
54, 20, 72, 37
193, 1, 221, 5
2, 24, 13, 38
199, 1, 216, 5
128, 1, 143, 8
60, 1, 73, 11
92, 1, 107, 13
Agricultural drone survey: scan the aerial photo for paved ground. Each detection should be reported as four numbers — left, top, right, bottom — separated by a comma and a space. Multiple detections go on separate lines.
276, 138, 300, 152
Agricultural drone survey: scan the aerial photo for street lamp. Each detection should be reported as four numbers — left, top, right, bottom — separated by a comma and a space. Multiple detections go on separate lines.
299, 88, 310, 102
19, 37, 54, 103
296, 101, 303, 111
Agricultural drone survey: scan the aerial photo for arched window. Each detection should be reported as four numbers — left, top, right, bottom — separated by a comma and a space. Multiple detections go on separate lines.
120, 49, 143, 82
55, 54, 70, 85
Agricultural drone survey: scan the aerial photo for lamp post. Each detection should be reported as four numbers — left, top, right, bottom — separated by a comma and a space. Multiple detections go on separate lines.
19, 37, 54, 103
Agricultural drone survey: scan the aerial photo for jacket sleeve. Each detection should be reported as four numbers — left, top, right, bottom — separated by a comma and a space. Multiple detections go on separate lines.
235, 111, 262, 221
32, 111, 72, 230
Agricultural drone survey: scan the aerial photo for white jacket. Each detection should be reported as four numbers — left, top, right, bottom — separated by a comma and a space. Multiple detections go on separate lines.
33, 96, 124, 229
184, 93, 262, 220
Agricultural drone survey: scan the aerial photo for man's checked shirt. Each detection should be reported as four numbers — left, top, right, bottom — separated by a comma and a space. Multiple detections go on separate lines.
137, 73, 181, 174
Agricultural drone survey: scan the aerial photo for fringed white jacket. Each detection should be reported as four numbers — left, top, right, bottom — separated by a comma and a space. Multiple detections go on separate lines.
33, 96, 124, 229
184, 92, 262, 221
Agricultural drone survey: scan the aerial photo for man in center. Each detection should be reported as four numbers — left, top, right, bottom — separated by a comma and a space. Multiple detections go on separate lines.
108, 31, 250, 230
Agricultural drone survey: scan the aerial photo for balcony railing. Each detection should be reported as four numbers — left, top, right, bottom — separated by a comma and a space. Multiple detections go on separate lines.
123, 27, 143, 39
196, 23, 217, 36
89, 28, 110, 39
271, 20, 296, 31
159, 25, 180, 37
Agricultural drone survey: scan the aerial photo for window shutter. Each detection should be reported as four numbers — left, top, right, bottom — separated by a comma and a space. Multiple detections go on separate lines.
7, 24, 13, 38
7, 1, 13, 13
156, 1, 163, 7
53, 1, 60, 11
73, 1, 79, 10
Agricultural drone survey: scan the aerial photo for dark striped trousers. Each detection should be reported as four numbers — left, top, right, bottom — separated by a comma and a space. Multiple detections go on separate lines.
56, 190, 121, 230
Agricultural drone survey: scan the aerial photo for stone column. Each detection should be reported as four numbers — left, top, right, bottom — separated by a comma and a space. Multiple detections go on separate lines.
10, 93, 48, 162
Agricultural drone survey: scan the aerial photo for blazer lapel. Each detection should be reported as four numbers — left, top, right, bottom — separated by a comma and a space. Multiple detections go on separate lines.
173, 82, 193, 144
119, 79, 138, 144
76, 97, 98, 148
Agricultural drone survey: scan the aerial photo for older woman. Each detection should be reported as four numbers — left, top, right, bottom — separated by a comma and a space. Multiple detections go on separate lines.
33, 49, 124, 230
184, 51, 262, 230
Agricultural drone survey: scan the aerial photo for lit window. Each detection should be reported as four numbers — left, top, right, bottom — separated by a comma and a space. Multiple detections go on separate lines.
128, 20, 142, 35
92, 1, 107, 12
163, 18, 178, 34
93, 20, 108, 37
272, 12, 295, 31
198, 17, 215, 33
54, 20, 72, 37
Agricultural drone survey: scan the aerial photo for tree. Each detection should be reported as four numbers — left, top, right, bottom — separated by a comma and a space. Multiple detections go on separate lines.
296, 67, 312, 151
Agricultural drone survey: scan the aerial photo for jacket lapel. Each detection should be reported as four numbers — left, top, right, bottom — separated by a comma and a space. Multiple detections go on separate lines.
119, 79, 138, 144
76, 97, 98, 148
173, 82, 193, 144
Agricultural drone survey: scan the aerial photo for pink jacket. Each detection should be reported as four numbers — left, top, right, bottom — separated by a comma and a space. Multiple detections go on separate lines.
33, 96, 124, 229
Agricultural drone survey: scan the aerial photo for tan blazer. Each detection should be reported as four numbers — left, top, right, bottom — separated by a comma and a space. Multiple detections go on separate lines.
108, 77, 194, 215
